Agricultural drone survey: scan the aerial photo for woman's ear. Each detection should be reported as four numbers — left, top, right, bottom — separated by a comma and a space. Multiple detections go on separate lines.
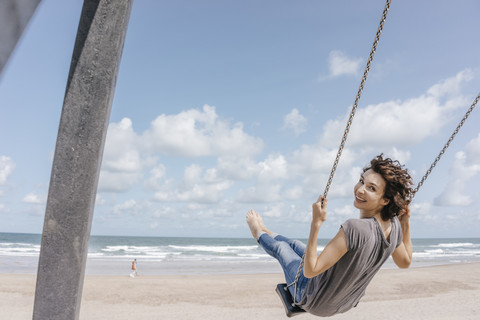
382, 197, 390, 206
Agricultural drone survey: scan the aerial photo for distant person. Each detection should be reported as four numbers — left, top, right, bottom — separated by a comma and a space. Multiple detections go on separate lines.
131, 258, 138, 277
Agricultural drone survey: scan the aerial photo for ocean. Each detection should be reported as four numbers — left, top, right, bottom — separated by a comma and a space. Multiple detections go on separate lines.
1, 232, 480, 275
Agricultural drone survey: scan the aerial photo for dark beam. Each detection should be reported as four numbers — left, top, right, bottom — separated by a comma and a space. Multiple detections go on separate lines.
33, 1, 133, 319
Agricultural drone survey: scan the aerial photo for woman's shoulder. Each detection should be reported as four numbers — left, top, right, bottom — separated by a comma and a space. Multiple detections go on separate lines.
341, 218, 375, 248
342, 218, 376, 230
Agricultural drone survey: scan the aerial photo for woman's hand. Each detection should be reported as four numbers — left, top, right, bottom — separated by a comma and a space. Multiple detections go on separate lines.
393, 204, 412, 268
398, 205, 411, 224
312, 195, 328, 224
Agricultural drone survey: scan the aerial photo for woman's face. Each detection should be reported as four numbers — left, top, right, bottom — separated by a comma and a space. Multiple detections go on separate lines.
353, 169, 389, 217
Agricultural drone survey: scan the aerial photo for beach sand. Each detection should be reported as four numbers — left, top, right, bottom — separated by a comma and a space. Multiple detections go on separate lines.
2, 262, 479, 319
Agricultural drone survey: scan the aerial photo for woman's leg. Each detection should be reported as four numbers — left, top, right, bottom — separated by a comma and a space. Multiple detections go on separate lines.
251, 210, 307, 258
246, 210, 309, 303
273, 234, 306, 258
257, 233, 309, 303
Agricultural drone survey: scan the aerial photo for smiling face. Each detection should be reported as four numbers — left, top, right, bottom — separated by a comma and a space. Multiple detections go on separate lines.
353, 169, 390, 218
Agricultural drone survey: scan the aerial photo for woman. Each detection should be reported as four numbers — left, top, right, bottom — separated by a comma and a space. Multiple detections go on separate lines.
246, 154, 413, 317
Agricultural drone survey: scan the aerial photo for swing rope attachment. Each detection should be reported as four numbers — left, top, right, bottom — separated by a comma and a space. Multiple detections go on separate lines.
286, 0, 393, 306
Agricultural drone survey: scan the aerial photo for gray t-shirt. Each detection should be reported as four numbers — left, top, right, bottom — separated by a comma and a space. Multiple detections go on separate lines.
299, 216, 402, 317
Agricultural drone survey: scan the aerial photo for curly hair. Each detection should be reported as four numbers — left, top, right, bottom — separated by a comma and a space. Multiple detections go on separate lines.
364, 154, 413, 221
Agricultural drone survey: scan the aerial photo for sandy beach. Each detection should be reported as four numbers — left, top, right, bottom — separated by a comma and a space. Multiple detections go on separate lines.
1, 262, 479, 319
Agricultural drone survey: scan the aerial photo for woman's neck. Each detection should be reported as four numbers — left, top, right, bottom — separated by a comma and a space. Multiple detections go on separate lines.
359, 209, 382, 220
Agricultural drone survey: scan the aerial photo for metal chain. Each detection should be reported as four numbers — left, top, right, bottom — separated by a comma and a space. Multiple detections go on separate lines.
323, 0, 391, 199
287, 0, 392, 306
412, 92, 480, 197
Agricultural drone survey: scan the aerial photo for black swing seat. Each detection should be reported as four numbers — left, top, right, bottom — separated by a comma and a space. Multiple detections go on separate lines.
276, 283, 306, 317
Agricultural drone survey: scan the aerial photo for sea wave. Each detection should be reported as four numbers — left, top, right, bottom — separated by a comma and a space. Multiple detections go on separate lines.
433, 242, 478, 248
1, 234, 480, 266
0, 243, 40, 256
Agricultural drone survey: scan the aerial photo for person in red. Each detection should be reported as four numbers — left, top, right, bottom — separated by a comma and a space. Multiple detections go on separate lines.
131, 259, 138, 277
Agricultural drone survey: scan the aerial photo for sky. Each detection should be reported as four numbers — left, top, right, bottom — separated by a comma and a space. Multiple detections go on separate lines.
0, 0, 479, 239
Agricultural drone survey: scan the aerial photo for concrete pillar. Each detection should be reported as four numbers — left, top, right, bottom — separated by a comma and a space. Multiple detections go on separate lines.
33, 1, 133, 319
0, 0, 42, 76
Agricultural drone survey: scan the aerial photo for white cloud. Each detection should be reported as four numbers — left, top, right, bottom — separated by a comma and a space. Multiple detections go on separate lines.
153, 164, 234, 203
258, 154, 288, 182
435, 133, 480, 206
112, 199, 145, 216
142, 105, 263, 157
387, 148, 411, 166
411, 201, 432, 216
409, 201, 434, 223
283, 108, 307, 136
289, 145, 357, 193
144, 164, 167, 190
237, 183, 282, 203
214, 156, 259, 181
434, 179, 472, 207
230, 71, 473, 207
236, 154, 288, 203
99, 118, 143, 192
290, 146, 338, 175
95, 194, 107, 206
329, 204, 357, 225
98, 106, 263, 196
327, 50, 363, 77
188, 200, 236, 219
426, 69, 474, 100
262, 203, 284, 218
327, 165, 363, 199
464, 133, 480, 167
99, 171, 142, 193
333, 204, 356, 217
103, 118, 141, 172
92, 70, 475, 217
321, 70, 474, 148
22, 192, 43, 204
180, 164, 203, 189
283, 186, 303, 200
0, 156, 15, 185
151, 205, 177, 218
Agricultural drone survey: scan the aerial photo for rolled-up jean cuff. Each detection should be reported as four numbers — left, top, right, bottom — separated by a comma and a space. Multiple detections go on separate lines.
256, 231, 266, 241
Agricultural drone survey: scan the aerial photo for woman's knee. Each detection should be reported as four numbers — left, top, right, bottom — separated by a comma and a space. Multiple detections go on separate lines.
271, 241, 290, 254
290, 239, 306, 251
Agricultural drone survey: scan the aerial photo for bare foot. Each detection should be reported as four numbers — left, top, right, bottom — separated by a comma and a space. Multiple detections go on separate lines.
247, 210, 275, 239
257, 214, 271, 234
246, 209, 263, 239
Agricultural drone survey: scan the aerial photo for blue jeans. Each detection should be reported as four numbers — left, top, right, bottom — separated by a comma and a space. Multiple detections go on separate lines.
258, 233, 310, 304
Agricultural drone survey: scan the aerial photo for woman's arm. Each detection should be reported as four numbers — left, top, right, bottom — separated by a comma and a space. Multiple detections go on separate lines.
392, 205, 412, 268
303, 196, 348, 278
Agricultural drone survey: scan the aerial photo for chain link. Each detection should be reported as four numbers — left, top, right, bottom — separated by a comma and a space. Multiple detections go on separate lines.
287, 0, 392, 305
412, 92, 480, 197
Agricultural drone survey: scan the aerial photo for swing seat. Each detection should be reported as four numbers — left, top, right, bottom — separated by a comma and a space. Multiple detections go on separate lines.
276, 283, 306, 317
